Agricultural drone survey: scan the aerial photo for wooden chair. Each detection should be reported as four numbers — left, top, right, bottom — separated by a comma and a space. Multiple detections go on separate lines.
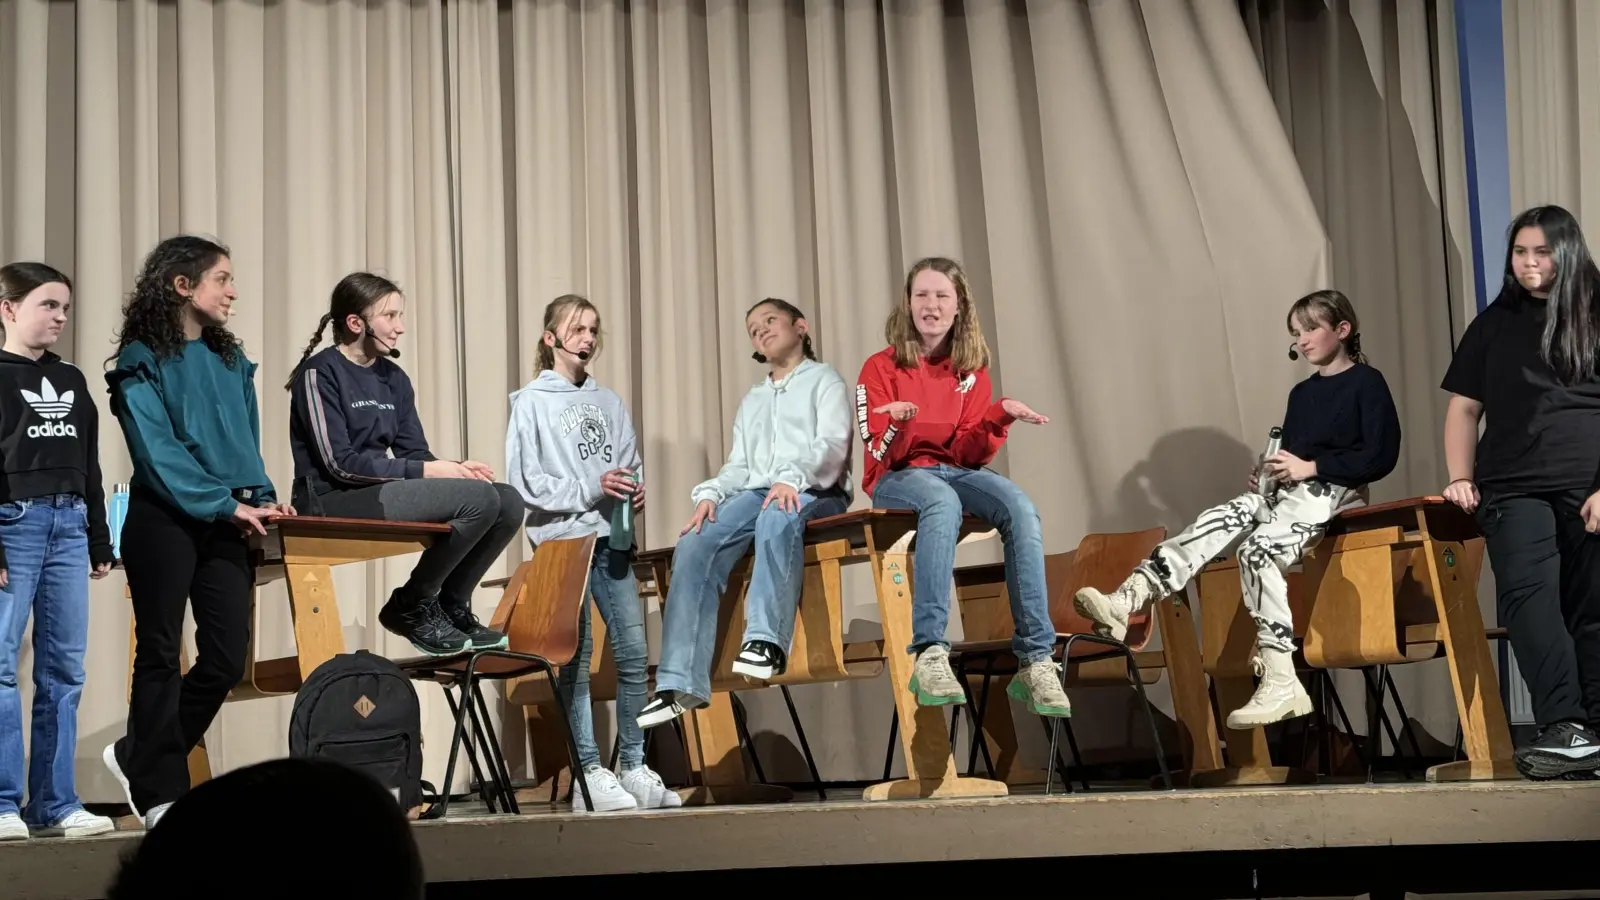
944, 528, 1179, 793
398, 533, 597, 818
123, 515, 453, 785
1300, 497, 1515, 782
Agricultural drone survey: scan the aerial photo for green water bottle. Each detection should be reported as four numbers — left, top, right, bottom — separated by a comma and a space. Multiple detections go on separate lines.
609, 472, 637, 552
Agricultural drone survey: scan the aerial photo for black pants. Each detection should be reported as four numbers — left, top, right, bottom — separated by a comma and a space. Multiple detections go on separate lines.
299, 478, 522, 612
118, 490, 254, 812
1477, 489, 1600, 727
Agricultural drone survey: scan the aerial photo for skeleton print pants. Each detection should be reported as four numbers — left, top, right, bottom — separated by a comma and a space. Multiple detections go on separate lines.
1133, 481, 1363, 653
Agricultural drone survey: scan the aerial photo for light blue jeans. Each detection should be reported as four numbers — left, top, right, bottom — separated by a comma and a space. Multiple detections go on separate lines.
557, 542, 648, 770
0, 495, 91, 825
655, 488, 849, 705
870, 465, 1054, 665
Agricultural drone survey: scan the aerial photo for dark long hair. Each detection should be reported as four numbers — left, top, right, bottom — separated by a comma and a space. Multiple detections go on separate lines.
1503, 205, 1600, 385
0, 262, 72, 333
285, 272, 402, 390
108, 236, 243, 367
747, 297, 816, 364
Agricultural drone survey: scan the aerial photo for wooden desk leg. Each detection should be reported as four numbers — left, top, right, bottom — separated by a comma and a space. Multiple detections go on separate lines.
864, 548, 1007, 801
1155, 597, 1222, 783
1188, 674, 1316, 787
284, 563, 347, 680
126, 594, 213, 789
674, 693, 793, 805
1419, 528, 1518, 782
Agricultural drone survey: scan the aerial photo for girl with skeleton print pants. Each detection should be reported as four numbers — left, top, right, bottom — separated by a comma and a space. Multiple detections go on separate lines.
1075, 291, 1401, 730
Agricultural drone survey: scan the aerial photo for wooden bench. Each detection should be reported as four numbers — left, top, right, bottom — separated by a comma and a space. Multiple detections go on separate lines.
124, 515, 453, 784
944, 528, 1220, 789
630, 509, 1005, 803
1190, 496, 1515, 785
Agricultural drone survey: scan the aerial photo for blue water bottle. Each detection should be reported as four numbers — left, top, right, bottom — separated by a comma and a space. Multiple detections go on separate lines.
108, 483, 130, 560
608, 473, 637, 552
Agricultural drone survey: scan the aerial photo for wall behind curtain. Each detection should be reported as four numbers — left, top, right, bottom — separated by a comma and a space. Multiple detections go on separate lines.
4, 0, 1476, 795
1238, 0, 1476, 750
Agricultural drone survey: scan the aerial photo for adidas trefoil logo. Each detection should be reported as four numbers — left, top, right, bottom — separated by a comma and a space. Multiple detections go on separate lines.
22, 378, 76, 439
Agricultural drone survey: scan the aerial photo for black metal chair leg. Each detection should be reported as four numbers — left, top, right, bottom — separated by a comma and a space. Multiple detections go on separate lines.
1060, 717, 1091, 792
1323, 670, 1368, 772
959, 664, 996, 779
461, 687, 503, 812
780, 685, 826, 800
1382, 667, 1427, 769
1123, 646, 1175, 791
729, 693, 768, 784
431, 654, 483, 819
472, 680, 521, 814
883, 708, 899, 781
1035, 714, 1075, 792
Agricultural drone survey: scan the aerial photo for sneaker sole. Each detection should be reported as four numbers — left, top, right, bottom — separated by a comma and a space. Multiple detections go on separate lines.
1073, 590, 1128, 643
908, 674, 965, 707
731, 659, 776, 680
406, 639, 471, 657
468, 635, 510, 651
1225, 694, 1315, 730
33, 819, 115, 838
1515, 748, 1600, 780
102, 744, 139, 818
1007, 677, 1071, 718
0, 829, 28, 842
637, 704, 689, 730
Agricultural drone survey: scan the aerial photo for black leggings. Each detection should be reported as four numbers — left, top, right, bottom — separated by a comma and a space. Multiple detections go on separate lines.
1477, 489, 1600, 728
120, 490, 254, 811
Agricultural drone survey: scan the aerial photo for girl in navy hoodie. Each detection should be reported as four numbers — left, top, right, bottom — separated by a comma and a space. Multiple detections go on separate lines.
287, 272, 521, 657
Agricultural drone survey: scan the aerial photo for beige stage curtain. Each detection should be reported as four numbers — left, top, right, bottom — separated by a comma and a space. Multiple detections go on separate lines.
5, 0, 1474, 795
0, 0, 476, 800
1239, 0, 1477, 754
461, 0, 1337, 781
1504, 0, 1600, 223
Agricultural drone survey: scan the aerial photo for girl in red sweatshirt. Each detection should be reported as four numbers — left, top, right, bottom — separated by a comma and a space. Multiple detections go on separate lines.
856, 257, 1070, 717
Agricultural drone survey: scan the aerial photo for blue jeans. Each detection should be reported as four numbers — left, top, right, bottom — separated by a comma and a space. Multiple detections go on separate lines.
655, 488, 849, 704
558, 543, 648, 770
871, 465, 1054, 665
0, 495, 91, 824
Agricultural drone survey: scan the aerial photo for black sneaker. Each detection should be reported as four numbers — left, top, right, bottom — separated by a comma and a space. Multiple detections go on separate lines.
378, 591, 470, 657
1514, 720, 1600, 780
730, 640, 787, 680
636, 691, 702, 730
442, 603, 508, 651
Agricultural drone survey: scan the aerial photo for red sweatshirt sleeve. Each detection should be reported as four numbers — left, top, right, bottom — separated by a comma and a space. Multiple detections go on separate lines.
950, 368, 1014, 467
857, 354, 915, 487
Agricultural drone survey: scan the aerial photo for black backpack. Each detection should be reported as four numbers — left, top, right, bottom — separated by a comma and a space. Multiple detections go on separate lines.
289, 650, 424, 811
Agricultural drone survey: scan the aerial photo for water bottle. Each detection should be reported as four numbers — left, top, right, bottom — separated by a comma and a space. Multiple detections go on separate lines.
1256, 427, 1283, 497
608, 472, 637, 552
108, 483, 130, 561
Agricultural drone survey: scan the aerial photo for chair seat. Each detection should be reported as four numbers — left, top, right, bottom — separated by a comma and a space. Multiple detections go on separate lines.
949, 633, 1133, 672
393, 650, 551, 681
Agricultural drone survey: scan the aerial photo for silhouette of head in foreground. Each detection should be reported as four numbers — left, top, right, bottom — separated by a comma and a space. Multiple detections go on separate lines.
107, 757, 424, 900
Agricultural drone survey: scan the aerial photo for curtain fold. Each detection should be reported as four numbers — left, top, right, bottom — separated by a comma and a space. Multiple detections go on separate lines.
1504, 0, 1600, 222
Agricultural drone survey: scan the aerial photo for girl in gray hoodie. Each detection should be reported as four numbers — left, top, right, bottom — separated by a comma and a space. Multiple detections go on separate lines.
504, 295, 676, 812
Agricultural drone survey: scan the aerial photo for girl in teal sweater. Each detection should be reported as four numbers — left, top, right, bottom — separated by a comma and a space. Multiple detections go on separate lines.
102, 236, 293, 829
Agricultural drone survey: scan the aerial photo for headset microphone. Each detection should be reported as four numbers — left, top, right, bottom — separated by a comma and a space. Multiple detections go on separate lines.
554, 337, 591, 361
1288, 344, 1300, 361
363, 321, 401, 359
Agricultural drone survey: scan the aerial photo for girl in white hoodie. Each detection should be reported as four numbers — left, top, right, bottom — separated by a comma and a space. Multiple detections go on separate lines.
637, 299, 853, 728
504, 294, 677, 812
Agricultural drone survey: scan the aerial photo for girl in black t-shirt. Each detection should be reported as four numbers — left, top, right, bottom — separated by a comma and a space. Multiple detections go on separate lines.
1441, 204, 1600, 780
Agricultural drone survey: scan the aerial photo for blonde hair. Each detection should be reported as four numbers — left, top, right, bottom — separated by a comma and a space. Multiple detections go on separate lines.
1288, 289, 1366, 365
537, 294, 603, 371
885, 257, 990, 373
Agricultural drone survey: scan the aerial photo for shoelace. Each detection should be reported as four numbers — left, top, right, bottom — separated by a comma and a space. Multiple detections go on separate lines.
1249, 655, 1266, 677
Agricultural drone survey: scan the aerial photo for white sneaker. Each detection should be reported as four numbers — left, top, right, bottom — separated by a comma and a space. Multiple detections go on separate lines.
1225, 648, 1313, 729
571, 766, 637, 813
102, 743, 139, 817
143, 802, 172, 830
0, 813, 27, 841
908, 645, 966, 706
620, 765, 682, 809
33, 808, 115, 838
1074, 571, 1159, 643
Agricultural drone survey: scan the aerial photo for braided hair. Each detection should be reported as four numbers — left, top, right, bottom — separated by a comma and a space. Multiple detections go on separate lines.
747, 298, 816, 364
284, 272, 402, 390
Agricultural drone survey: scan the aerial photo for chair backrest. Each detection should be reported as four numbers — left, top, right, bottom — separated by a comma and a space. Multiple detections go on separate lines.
1047, 527, 1168, 653
497, 533, 596, 666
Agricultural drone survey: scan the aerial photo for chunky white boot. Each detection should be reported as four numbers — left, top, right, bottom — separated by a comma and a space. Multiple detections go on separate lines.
1225, 648, 1312, 729
1073, 571, 1159, 642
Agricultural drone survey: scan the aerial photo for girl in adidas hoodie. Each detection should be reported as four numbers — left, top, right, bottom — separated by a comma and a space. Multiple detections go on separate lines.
504, 294, 675, 812
636, 299, 853, 729
857, 257, 1072, 720
0, 263, 115, 840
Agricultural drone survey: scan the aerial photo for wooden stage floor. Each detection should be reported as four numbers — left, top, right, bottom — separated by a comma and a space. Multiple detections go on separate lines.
5, 779, 1599, 899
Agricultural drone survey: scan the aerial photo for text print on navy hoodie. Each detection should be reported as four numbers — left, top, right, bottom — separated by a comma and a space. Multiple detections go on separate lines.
505, 369, 642, 547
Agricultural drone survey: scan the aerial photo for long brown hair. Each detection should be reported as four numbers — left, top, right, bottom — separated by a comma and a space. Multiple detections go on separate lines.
1287, 289, 1366, 365
285, 272, 402, 390
885, 257, 990, 373
537, 294, 603, 372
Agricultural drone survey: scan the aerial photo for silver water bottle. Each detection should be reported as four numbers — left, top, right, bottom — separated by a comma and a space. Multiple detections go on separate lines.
1257, 426, 1283, 497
